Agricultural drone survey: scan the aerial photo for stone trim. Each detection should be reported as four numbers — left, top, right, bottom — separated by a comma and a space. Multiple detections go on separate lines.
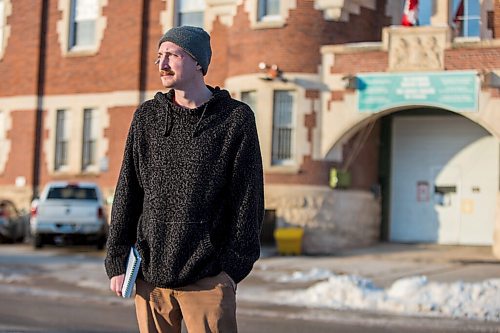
265, 184, 381, 254
0, 0, 12, 60
314, 0, 375, 22
160, 0, 175, 34
0, 109, 11, 174
56, 0, 108, 56
41, 91, 138, 177
205, 0, 239, 31
161, 0, 296, 32
226, 73, 323, 173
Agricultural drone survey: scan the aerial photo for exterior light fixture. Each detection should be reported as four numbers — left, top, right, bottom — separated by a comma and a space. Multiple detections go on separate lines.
258, 62, 288, 82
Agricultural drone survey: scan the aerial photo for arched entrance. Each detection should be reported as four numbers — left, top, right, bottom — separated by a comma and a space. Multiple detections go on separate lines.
385, 108, 498, 245
329, 107, 499, 246
380, 109, 499, 245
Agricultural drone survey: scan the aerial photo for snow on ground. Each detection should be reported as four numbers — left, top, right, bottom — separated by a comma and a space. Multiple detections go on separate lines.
258, 268, 500, 322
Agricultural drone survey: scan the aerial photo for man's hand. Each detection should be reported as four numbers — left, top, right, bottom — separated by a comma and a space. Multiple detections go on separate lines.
110, 274, 125, 297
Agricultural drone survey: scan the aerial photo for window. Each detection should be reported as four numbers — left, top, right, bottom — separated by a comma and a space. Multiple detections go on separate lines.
258, 0, 280, 21
55, 109, 69, 171
452, 0, 480, 38
177, 0, 205, 27
271, 90, 294, 165
415, 1, 432, 26
47, 185, 97, 200
82, 108, 97, 170
241, 91, 257, 113
69, 0, 98, 49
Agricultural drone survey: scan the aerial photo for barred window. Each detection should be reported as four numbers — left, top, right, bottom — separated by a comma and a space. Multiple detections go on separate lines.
55, 109, 69, 171
82, 108, 97, 171
69, 0, 98, 49
271, 90, 294, 165
177, 0, 205, 28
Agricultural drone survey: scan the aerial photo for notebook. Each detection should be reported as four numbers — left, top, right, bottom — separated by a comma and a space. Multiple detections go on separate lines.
122, 246, 142, 298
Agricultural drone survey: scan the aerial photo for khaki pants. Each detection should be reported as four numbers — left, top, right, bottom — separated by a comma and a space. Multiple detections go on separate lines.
135, 272, 237, 333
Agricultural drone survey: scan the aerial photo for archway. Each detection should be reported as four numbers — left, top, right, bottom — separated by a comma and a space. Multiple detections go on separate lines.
327, 106, 499, 246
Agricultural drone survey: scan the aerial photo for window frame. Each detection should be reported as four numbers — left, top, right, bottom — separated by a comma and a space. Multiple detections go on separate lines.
175, 0, 205, 28
81, 108, 97, 171
452, 0, 481, 39
271, 90, 295, 166
0, 0, 12, 60
54, 109, 69, 171
257, 0, 281, 22
68, 0, 99, 51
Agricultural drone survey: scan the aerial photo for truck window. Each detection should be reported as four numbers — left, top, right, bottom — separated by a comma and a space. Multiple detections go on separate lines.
46, 187, 98, 200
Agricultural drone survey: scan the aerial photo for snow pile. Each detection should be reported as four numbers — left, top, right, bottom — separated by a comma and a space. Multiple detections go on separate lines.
272, 269, 500, 322
276, 268, 333, 283
0, 272, 29, 283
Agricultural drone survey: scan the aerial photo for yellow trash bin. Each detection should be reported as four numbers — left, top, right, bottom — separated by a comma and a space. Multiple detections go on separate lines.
273, 227, 304, 255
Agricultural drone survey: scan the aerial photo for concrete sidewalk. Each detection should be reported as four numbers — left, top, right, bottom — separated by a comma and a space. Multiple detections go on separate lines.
254, 243, 500, 287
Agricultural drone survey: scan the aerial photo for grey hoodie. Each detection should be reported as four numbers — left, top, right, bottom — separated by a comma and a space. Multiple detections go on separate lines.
104, 86, 264, 288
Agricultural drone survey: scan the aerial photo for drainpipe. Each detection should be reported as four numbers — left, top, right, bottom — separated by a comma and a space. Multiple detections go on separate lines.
139, 0, 150, 104
32, 0, 49, 201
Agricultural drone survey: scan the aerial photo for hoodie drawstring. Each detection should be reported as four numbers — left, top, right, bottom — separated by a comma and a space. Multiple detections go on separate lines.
192, 103, 208, 138
163, 109, 173, 137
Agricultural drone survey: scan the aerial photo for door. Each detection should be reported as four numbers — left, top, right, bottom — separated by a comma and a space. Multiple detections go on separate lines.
390, 114, 498, 245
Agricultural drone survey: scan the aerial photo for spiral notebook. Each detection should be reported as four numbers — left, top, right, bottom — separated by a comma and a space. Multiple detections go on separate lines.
122, 246, 141, 298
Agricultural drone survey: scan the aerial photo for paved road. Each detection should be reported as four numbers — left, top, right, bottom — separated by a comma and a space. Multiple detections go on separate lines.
0, 244, 499, 333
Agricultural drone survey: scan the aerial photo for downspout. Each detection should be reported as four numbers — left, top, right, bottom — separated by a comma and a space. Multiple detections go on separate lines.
32, 0, 49, 200
139, 0, 150, 104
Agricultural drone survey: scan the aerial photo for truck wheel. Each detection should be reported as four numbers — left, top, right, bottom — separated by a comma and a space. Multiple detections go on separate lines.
33, 235, 44, 249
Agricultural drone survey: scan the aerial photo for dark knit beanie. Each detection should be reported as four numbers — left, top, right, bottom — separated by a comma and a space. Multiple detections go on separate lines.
158, 26, 212, 76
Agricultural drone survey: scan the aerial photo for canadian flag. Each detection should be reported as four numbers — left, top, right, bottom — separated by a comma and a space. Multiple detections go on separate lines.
401, 0, 419, 26
453, 0, 464, 24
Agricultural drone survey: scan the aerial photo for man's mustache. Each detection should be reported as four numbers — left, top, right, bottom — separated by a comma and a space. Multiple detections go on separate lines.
160, 70, 175, 76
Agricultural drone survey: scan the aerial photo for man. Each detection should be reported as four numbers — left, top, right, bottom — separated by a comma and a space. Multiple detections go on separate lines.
104, 26, 264, 333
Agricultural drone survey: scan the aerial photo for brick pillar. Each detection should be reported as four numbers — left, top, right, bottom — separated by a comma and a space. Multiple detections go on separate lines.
494, 0, 500, 38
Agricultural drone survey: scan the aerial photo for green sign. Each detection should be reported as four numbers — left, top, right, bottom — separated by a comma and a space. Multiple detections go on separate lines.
357, 71, 479, 113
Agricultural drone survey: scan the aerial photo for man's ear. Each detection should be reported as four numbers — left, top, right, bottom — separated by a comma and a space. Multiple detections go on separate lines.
196, 64, 202, 71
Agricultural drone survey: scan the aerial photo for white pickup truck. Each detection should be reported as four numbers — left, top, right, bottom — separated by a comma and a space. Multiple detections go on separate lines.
30, 181, 108, 249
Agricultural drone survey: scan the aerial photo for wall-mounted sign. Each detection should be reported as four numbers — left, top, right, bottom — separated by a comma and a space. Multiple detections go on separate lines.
417, 181, 429, 202
357, 71, 479, 113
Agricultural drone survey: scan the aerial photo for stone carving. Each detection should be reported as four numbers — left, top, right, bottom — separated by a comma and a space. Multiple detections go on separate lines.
388, 29, 446, 71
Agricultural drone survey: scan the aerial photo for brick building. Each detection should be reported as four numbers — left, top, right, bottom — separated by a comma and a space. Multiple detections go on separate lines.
1, 0, 499, 256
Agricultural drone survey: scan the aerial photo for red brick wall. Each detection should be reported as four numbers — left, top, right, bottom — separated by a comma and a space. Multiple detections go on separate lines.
342, 122, 380, 190
0, 1, 41, 97
37, 106, 135, 191
220, 1, 390, 79
205, 18, 229, 88
331, 51, 388, 74
145, 0, 167, 93
101, 106, 136, 188
43, 0, 142, 94
0, 110, 36, 185
445, 47, 500, 70
494, 0, 500, 38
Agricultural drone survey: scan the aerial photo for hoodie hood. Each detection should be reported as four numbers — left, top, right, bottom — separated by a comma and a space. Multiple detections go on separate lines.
154, 86, 230, 137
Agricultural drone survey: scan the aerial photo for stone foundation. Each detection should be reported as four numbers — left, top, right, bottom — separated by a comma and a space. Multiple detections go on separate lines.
265, 185, 381, 254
